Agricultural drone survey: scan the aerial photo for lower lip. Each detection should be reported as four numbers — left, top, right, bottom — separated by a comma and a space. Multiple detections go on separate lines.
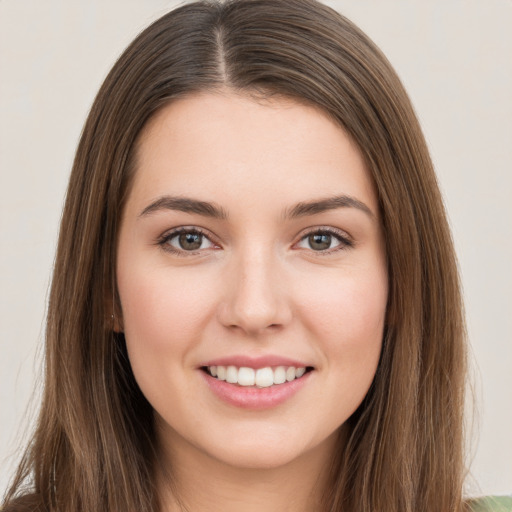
201, 370, 312, 410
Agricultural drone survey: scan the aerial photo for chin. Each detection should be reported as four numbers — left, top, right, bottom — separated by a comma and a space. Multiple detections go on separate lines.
214, 443, 305, 470
197, 425, 339, 472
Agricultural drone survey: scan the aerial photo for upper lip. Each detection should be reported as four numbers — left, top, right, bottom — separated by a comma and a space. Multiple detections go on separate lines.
199, 355, 312, 369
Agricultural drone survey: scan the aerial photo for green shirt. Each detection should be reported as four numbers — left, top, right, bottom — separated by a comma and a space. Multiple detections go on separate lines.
469, 496, 512, 511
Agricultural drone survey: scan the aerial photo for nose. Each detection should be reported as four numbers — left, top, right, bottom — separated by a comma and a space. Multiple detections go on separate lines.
217, 248, 292, 336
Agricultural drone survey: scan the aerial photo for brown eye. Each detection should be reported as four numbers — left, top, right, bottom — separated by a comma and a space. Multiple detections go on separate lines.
161, 229, 216, 253
296, 229, 351, 253
308, 233, 332, 251
178, 232, 203, 250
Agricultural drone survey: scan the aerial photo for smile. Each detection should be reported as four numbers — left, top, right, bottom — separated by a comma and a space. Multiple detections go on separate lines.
204, 365, 310, 388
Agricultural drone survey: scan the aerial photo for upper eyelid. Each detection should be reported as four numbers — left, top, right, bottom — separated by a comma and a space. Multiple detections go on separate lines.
295, 225, 352, 242
293, 227, 354, 255
160, 225, 216, 240
157, 226, 219, 249
157, 227, 220, 257
157, 225, 353, 250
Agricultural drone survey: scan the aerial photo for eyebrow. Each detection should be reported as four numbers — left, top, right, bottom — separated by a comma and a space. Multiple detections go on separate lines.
139, 196, 228, 219
284, 195, 374, 219
138, 194, 374, 220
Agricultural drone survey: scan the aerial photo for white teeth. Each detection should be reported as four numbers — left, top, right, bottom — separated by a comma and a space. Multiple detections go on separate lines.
206, 365, 308, 387
217, 366, 226, 381
255, 367, 274, 387
226, 366, 238, 383
238, 367, 255, 386
273, 366, 286, 384
295, 367, 306, 378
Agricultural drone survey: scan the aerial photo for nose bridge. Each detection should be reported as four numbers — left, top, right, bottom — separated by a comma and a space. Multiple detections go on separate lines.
219, 241, 290, 334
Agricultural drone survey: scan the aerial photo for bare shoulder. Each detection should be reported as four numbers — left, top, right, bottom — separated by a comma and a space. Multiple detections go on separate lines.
467, 496, 512, 512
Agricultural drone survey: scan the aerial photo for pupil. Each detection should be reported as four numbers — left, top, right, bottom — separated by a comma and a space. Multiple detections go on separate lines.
179, 232, 202, 250
309, 233, 331, 250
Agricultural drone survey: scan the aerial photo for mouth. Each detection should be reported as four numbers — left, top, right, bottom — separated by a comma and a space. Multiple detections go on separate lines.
201, 365, 314, 388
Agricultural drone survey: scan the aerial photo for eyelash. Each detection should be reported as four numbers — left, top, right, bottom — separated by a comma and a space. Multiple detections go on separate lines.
296, 227, 354, 255
157, 227, 217, 257
156, 226, 353, 256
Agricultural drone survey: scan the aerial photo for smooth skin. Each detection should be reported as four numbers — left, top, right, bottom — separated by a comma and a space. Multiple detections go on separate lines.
116, 90, 388, 511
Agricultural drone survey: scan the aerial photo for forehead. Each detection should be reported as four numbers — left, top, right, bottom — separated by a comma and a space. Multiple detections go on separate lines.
128, 91, 377, 215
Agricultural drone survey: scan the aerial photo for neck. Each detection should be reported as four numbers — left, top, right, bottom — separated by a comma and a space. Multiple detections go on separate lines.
156, 426, 342, 512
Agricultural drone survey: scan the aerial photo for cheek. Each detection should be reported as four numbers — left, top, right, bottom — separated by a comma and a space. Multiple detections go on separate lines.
117, 263, 220, 358
117, 262, 224, 414
286, 263, 387, 435
296, 264, 387, 367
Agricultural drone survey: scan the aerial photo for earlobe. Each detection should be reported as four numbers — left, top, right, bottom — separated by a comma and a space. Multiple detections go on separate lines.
104, 288, 124, 332
112, 311, 124, 333
111, 294, 124, 332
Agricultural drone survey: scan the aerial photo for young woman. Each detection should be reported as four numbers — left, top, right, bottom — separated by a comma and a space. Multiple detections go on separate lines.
2, 0, 510, 511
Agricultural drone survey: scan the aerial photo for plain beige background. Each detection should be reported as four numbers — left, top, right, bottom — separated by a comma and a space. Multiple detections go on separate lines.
1, 0, 511, 497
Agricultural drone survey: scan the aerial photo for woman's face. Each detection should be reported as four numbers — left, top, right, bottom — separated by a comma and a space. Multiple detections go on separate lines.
116, 91, 388, 470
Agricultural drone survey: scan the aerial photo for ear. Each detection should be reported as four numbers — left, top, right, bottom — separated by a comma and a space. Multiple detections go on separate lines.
112, 309, 124, 333
104, 288, 124, 333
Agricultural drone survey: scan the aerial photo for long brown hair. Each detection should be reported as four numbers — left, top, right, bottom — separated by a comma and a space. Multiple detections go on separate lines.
3, 1, 467, 510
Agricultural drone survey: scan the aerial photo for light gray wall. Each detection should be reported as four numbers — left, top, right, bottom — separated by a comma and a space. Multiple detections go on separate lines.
1, 0, 511, 497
